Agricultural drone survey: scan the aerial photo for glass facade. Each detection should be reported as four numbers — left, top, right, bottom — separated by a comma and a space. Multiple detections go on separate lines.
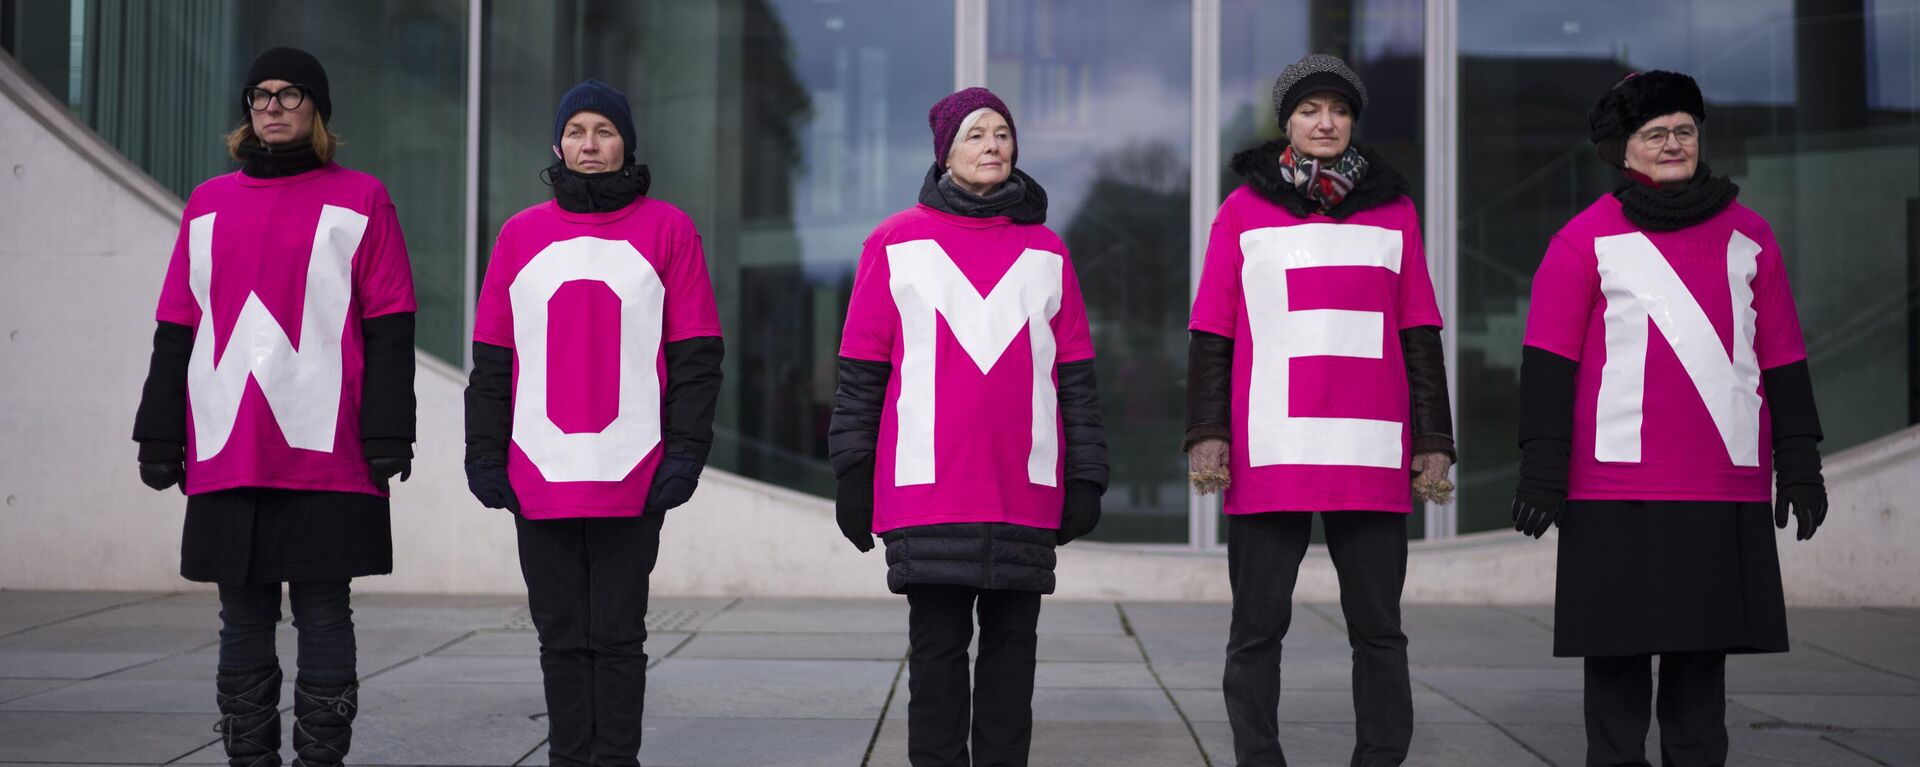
7, 0, 1917, 544
1455, 0, 1920, 533
0, 0, 470, 363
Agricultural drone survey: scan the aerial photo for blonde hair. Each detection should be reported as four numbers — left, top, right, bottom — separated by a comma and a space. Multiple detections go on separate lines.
225, 112, 342, 162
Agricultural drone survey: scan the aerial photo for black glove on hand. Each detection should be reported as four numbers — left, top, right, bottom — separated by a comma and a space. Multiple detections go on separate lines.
646, 454, 702, 514
1512, 439, 1570, 539
465, 457, 520, 514
1775, 484, 1827, 541
835, 463, 876, 553
1057, 480, 1103, 545
1773, 435, 1827, 541
369, 457, 411, 493
137, 441, 186, 493
139, 462, 185, 492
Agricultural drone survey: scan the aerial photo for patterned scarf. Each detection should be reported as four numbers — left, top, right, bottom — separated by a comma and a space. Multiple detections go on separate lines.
1277, 145, 1368, 211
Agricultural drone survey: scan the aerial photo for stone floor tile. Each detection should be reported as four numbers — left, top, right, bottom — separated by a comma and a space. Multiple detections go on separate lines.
646, 659, 897, 719
696, 598, 906, 634
1034, 661, 1159, 689
671, 631, 905, 661
0, 711, 217, 763
0, 651, 164, 680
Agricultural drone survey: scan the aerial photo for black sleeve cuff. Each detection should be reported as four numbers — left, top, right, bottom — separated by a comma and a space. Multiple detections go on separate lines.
1185, 330, 1233, 443
1763, 360, 1823, 443
1518, 345, 1579, 446
132, 321, 194, 445
360, 312, 417, 444
661, 336, 725, 463
138, 440, 184, 463
464, 341, 515, 464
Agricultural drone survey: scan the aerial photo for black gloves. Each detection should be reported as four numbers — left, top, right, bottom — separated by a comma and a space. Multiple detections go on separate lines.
1773, 434, 1826, 540
835, 461, 876, 553
138, 440, 186, 493
1057, 480, 1103, 545
1512, 439, 1568, 539
465, 457, 520, 514
647, 454, 702, 514
369, 457, 411, 493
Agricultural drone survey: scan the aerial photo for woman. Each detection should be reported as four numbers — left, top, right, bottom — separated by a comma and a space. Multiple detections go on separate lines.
463, 79, 724, 767
1186, 54, 1453, 767
1512, 70, 1825, 767
132, 47, 416, 767
828, 86, 1109, 767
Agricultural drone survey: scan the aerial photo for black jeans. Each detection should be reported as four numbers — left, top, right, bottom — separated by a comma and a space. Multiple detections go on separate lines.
1585, 652, 1728, 767
515, 511, 666, 767
905, 584, 1043, 767
1224, 512, 1412, 767
216, 579, 356, 683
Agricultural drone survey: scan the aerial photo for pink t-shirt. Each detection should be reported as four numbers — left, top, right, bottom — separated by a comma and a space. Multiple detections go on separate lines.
1189, 187, 1442, 514
473, 198, 721, 519
1523, 196, 1806, 501
154, 165, 416, 496
839, 205, 1095, 533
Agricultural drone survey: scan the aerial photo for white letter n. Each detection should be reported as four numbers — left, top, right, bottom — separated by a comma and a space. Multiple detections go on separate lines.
1594, 231, 1763, 466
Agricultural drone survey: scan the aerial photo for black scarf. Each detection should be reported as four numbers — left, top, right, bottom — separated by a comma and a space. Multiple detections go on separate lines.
917, 162, 1049, 224
1612, 162, 1739, 232
238, 140, 324, 179
544, 160, 652, 214
1230, 140, 1408, 219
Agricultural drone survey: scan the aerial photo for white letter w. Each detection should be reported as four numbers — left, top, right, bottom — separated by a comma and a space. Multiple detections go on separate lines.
186, 206, 367, 460
887, 240, 1064, 487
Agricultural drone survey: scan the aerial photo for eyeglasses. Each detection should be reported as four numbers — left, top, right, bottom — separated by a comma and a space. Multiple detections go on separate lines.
1634, 124, 1699, 147
244, 85, 308, 112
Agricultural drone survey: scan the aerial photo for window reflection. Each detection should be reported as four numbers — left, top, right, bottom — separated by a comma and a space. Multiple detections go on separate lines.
989, 0, 1192, 542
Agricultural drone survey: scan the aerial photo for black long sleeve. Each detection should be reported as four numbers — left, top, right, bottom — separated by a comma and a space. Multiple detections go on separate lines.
1764, 360, 1824, 488
662, 336, 725, 464
1058, 359, 1110, 492
464, 341, 515, 464
1184, 330, 1233, 450
132, 321, 194, 461
828, 357, 891, 481
1516, 345, 1579, 498
1401, 325, 1455, 460
360, 312, 417, 459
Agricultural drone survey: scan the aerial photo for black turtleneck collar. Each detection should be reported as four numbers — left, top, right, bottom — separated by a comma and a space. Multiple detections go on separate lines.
1229, 140, 1408, 219
1612, 161, 1739, 232
917, 162, 1049, 224
238, 140, 325, 179
545, 160, 651, 214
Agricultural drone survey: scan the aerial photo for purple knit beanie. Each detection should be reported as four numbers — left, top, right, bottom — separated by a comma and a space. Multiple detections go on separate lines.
928, 87, 1017, 168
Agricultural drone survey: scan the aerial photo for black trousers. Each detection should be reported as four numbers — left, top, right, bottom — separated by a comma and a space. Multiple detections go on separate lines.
515, 511, 667, 767
1585, 652, 1728, 767
905, 584, 1044, 767
216, 579, 356, 683
1224, 512, 1412, 767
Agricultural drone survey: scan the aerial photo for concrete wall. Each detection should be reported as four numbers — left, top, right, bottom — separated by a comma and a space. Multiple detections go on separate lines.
4, 55, 1916, 605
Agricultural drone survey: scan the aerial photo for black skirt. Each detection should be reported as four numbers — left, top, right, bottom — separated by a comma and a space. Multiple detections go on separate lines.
180, 488, 393, 584
1554, 500, 1788, 657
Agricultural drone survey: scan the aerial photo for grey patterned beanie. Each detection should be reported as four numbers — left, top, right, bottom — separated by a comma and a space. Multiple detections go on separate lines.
1272, 54, 1368, 127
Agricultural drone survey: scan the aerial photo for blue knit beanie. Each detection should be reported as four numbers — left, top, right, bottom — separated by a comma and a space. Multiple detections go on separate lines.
552, 79, 636, 159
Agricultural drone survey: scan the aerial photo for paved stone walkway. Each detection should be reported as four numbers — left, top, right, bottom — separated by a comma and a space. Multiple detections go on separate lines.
0, 591, 1914, 765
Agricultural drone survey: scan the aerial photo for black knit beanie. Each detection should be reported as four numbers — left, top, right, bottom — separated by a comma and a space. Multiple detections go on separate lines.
1587, 70, 1706, 167
552, 79, 638, 161
243, 47, 331, 122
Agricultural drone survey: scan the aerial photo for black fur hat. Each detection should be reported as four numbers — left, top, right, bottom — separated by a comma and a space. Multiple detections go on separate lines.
1587, 70, 1705, 167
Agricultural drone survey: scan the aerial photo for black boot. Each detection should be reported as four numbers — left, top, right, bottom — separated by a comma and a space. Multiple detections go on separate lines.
291, 677, 357, 767
215, 665, 283, 767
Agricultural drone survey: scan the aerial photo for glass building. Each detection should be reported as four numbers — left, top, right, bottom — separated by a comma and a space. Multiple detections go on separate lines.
5, 0, 1915, 546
